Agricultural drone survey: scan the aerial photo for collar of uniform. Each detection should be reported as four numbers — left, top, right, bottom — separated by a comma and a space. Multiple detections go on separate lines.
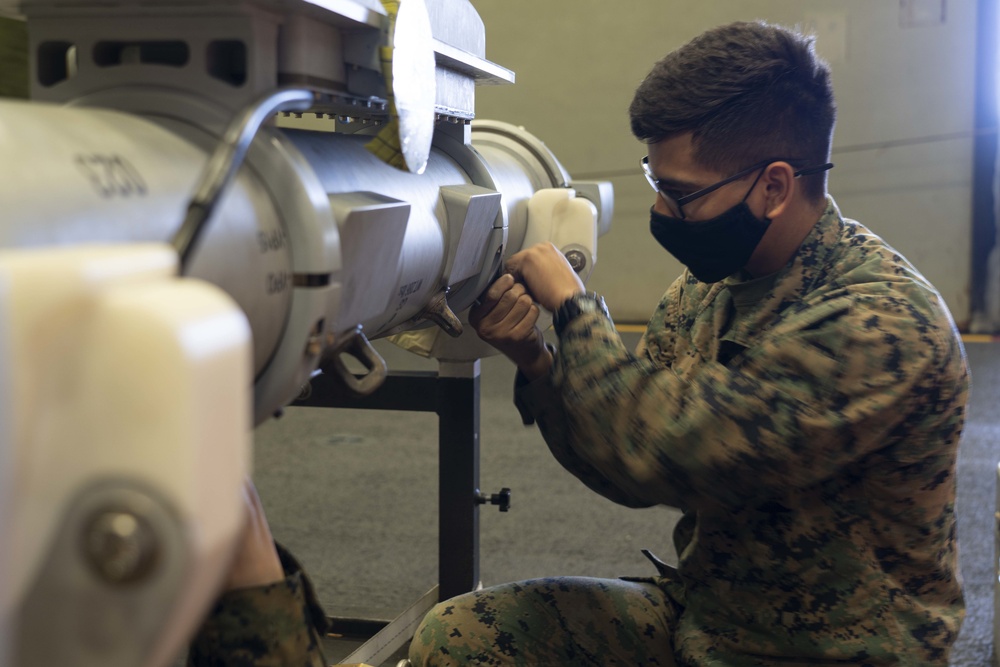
725, 271, 779, 311
717, 196, 846, 346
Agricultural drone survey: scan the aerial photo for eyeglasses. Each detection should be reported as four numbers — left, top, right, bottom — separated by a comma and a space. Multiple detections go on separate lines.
641, 155, 834, 220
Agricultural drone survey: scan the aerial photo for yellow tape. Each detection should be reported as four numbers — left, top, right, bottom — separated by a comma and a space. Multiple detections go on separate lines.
962, 334, 1000, 343
364, 0, 410, 171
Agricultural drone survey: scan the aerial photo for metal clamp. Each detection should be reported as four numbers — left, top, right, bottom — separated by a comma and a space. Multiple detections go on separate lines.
419, 288, 463, 338
321, 325, 388, 396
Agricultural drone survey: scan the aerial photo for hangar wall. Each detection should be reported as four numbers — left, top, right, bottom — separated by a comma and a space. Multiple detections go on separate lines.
470, 0, 978, 327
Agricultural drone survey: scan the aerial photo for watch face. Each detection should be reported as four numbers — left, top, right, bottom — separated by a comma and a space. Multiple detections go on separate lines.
555, 294, 605, 335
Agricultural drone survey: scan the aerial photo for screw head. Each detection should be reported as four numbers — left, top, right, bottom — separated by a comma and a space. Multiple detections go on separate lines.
296, 381, 313, 402
83, 510, 158, 585
564, 250, 586, 273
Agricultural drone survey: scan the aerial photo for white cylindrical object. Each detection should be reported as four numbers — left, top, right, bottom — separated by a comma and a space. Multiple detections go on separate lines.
0, 244, 251, 667
0, 97, 612, 402
0, 100, 292, 377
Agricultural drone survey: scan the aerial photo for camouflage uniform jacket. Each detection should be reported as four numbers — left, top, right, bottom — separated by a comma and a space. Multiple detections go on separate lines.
187, 543, 329, 666
515, 198, 968, 666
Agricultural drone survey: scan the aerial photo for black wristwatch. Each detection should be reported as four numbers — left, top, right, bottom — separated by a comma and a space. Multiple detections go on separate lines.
553, 292, 609, 335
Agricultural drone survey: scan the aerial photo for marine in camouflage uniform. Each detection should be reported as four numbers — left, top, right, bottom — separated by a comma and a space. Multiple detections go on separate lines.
409, 198, 968, 666
411, 17, 969, 664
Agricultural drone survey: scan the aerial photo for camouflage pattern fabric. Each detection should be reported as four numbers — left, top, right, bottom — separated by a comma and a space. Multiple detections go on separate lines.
187, 543, 329, 667
413, 198, 968, 666
411, 577, 680, 666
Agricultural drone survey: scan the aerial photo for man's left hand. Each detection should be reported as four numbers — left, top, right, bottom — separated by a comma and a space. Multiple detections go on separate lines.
505, 242, 585, 312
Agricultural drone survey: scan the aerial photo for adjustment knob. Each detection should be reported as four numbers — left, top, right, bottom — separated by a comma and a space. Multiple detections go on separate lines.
475, 487, 512, 512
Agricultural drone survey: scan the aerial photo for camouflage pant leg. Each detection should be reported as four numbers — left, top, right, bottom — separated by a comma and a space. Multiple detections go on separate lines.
409, 576, 679, 667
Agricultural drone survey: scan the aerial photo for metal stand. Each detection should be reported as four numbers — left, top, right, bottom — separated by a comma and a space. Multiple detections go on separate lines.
295, 360, 508, 665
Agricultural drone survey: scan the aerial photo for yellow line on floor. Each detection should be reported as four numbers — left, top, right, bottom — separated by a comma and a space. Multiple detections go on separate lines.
962, 334, 1000, 343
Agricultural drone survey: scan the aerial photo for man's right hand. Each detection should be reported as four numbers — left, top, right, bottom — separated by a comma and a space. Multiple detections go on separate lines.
469, 273, 553, 380
222, 478, 284, 592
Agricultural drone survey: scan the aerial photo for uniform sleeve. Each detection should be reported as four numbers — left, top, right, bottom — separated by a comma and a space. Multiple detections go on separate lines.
187, 544, 329, 667
515, 362, 656, 508
513, 283, 682, 509
545, 290, 965, 510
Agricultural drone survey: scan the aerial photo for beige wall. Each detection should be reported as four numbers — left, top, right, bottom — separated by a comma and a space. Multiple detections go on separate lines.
469, 0, 977, 327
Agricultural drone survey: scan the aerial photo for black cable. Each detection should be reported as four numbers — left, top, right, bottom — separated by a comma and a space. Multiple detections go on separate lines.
172, 88, 315, 271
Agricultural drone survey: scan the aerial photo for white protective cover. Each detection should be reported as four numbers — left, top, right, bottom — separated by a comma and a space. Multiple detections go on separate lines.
0, 243, 252, 666
522, 188, 599, 284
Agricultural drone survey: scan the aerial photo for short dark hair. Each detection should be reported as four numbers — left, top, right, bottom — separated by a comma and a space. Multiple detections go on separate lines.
629, 21, 836, 201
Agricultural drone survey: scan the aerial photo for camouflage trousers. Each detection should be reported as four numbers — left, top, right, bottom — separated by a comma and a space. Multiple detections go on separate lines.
408, 577, 680, 666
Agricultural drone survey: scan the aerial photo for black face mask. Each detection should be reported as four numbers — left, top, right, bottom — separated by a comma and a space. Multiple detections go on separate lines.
649, 203, 771, 283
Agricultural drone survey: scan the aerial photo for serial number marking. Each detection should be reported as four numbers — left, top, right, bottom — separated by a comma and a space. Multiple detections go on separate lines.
266, 271, 291, 296
395, 278, 423, 311
399, 279, 422, 298
257, 228, 288, 254
74, 154, 148, 198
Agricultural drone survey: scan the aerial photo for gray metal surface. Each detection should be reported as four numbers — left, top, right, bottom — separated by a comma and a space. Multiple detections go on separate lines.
279, 121, 587, 363
0, 101, 293, 377
439, 184, 502, 285
280, 130, 462, 335
5, 80, 349, 425
386, 0, 435, 174
468, 121, 570, 258
339, 586, 440, 666
426, 0, 483, 56
327, 191, 410, 332
172, 87, 314, 269
11, 0, 509, 122
25, 10, 284, 114
0, 95, 600, 417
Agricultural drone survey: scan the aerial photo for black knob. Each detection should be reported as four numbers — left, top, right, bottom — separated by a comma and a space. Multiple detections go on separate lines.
475, 487, 512, 512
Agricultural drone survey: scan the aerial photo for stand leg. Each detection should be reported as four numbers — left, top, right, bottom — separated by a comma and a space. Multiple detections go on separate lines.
437, 361, 481, 601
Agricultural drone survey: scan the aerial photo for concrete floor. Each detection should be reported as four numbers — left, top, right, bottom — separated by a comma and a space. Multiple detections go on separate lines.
254, 338, 999, 666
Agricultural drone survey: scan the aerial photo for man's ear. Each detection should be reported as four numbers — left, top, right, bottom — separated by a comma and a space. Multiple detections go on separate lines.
759, 161, 795, 219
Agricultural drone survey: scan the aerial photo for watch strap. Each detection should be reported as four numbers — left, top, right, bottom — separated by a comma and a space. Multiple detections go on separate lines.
553, 292, 609, 335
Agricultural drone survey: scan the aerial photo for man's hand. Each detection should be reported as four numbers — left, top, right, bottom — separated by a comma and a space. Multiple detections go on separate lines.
222, 479, 284, 591
505, 243, 585, 312
469, 273, 552, 380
